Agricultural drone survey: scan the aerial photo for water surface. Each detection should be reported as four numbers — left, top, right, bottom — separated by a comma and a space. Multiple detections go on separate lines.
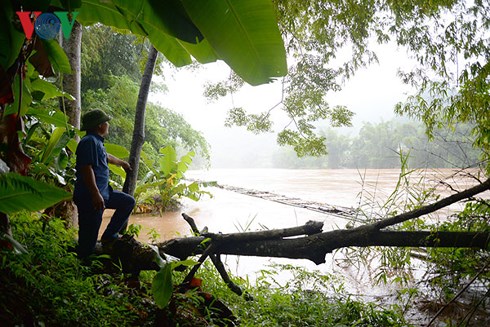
102, 168, 485, 286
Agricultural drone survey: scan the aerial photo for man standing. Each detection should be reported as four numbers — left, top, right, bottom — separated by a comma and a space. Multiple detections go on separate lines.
74, 109, 135, 259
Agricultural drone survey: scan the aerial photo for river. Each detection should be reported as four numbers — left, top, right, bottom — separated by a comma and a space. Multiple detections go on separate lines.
117, 168, 484, 241
102, 168, 486, 291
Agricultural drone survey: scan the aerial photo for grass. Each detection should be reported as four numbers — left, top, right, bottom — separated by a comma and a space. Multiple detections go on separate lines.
190, 262, 410, 326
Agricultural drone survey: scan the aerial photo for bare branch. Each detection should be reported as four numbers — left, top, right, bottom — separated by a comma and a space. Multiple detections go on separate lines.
371, 178, 490, 230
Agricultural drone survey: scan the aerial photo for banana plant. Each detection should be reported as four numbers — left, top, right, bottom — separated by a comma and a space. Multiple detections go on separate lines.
0, 0, 285, 221
135, 146, 215, 213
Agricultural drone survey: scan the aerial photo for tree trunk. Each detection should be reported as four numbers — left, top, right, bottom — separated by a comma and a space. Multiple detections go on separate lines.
100, 218, 490, 274
61, 21, 82, 132
157, 227, 489, 265
123, 45, 159, 197
59, 21, 82, 227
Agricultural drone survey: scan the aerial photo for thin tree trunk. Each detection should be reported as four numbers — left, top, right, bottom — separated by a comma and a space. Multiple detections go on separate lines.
61, 21, 82, 132
59, 21, 82, 227
123, 45, 159, 197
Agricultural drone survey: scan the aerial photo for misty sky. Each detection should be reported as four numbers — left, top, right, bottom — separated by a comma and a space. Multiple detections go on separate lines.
151, 42, 416, 168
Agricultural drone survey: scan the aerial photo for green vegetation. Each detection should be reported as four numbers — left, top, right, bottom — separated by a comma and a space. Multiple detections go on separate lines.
423, 201, 490, 300
1, 0, 489, 325
272, 120, 483, 169
81, 27, 211, 166
0, 0, 287, 227
206, 0, 490, 164
134, 145, 214, 212
0, 212, 158, 326
1, 212, 412, 326
338, 161, 490, 325
195, 262, 410, 327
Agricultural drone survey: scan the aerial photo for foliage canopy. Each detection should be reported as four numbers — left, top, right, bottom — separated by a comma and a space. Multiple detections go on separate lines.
0, 0, 287, 214
206, 0, 490, 163
1, 0, 287, 86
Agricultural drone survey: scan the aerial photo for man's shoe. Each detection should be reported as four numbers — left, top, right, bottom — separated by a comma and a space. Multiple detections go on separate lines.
100, 234, 122, 252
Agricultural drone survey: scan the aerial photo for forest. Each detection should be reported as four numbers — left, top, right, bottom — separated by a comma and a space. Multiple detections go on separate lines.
272, 121, 483, 169
1, 0, 489, 326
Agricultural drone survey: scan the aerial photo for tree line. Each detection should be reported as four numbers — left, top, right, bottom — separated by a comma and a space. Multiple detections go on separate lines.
272, 119, 483, 169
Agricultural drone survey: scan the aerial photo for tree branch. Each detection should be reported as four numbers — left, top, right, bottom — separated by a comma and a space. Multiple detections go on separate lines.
371, 178, 490, 230
203, 220, 323, 242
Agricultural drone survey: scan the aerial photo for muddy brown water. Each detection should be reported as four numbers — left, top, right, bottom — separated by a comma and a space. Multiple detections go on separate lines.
103, 168, 485, 242
101, 168, 487, 300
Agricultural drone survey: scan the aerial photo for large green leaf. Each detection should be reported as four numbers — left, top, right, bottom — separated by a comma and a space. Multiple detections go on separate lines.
0, 2, 25, 70
5, 74, 32, 116
41, 39, 72, 74
109, 163, 126, 179
178, 38, 218, 64
77, 0, 137, 32
118, 0, 203, 43
27, 108, 70, 127
152, 263, 173, 309
105, 143, 129, 158
40, 127, 73, 164
176, 150, 194, 178
60, 0, 83, 10
144, 25, 193, 67
159, 146, 177, 176
78, 0, 202, 43
77, 0, 287, 85
78, 1, 198, 66
181, 0, 287, 85
0, 173, 72, 214
30, 77, 74, 101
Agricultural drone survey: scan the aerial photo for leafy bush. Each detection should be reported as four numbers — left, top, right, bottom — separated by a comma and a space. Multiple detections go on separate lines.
135, 145, 214, 212
423, 201, 490, 299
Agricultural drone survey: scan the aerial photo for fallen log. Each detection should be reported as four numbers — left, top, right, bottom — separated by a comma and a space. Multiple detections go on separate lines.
158, 178, 490, 264
159, 228, 489, 265
99, 219, 489, 274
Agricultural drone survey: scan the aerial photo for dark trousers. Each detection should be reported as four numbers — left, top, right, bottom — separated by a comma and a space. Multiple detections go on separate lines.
75, 190, 135, 258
